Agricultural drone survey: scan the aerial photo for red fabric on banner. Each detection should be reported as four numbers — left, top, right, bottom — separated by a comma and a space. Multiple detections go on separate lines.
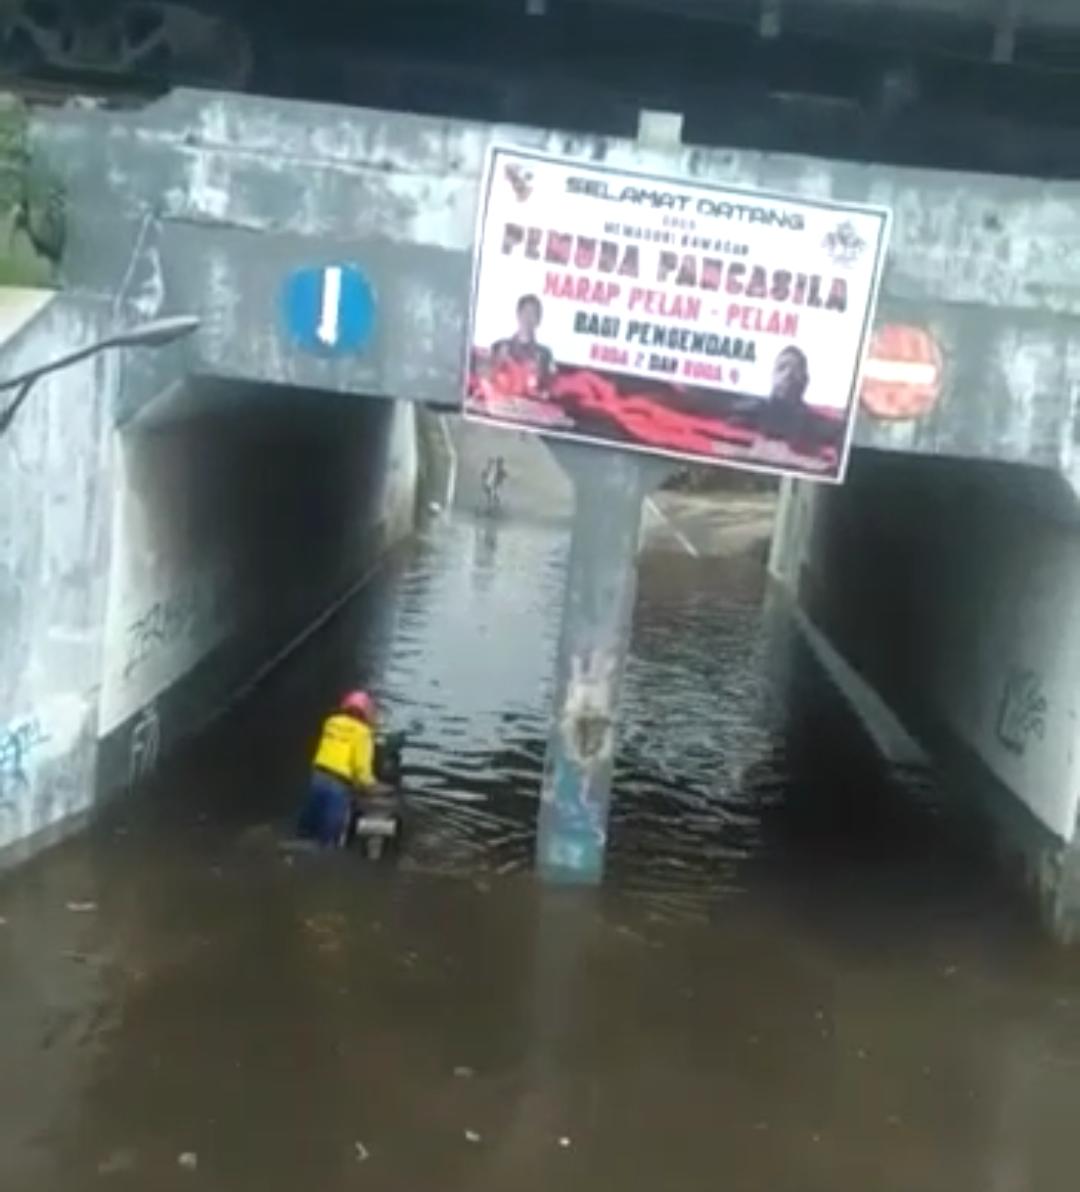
550, 369, 757, 453
467, 354, 841, 469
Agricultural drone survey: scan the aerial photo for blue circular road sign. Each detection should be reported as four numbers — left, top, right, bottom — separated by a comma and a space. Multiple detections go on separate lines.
282, 264, 376, 356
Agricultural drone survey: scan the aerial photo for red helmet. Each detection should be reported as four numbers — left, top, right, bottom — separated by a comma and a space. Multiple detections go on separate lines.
341, 689, 376, 723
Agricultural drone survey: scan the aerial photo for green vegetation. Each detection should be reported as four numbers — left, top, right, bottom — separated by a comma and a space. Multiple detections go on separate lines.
0, 94, 64, 288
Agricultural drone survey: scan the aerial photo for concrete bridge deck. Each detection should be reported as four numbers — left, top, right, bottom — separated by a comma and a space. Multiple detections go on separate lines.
29, 86, 1080, 480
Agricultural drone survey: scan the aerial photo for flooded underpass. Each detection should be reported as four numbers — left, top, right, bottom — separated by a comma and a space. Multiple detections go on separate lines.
4, 505, 1080, 1192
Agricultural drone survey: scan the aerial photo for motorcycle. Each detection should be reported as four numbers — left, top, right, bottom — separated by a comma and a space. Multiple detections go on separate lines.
347, 730, 407, 860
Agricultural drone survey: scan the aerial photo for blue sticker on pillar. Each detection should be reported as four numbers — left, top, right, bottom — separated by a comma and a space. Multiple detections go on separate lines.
539, 756, 606, 880
282, 265, 375, 356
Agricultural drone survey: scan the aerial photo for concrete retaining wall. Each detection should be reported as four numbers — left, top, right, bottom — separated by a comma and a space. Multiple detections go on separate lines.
0, 294, 118, 860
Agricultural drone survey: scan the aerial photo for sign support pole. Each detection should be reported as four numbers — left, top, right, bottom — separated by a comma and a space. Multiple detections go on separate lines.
537, 443, 673, 881
536, 111, 683, 884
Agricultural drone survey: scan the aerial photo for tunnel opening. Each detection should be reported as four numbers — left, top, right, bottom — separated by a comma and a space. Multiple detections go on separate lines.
24, 366, 1052, 956
772, 450, 1080, 938
94, 376, 419, 803
88, 411, 1015, 946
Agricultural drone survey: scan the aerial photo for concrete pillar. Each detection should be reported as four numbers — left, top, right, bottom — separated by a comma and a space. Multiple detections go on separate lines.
537, 443, 670, 882
536, 108, 683, 884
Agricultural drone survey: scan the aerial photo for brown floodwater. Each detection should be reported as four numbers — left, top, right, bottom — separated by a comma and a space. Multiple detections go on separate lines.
3, 512, 1080, 1191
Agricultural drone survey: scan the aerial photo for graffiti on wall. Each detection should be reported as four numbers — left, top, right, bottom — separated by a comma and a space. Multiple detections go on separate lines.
0, 696, 94, 849
128, 701, 160, 790
0, 713, 49, 831
0, 714, 49, 790
995, 668, 1048, 756
122, 571, 232, 683
124, 592, 200, 679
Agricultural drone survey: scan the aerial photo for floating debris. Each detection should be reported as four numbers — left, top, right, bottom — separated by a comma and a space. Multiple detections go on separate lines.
97, 1147, 136, 1175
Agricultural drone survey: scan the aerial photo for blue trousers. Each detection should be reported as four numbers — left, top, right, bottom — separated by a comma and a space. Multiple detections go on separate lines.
297, 771, 352, 845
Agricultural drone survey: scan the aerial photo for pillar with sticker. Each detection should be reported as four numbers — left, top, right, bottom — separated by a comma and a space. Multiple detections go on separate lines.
535, 112, 682, 883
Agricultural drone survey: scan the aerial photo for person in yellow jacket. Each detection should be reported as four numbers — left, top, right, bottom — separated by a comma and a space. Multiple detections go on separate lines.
297, 690, 379, 846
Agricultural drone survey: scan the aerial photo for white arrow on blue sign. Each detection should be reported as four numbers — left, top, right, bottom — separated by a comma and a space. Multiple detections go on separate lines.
282, 264, 376, 355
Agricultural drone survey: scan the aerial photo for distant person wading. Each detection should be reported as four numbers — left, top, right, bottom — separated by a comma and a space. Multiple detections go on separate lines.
481, 455, 508, 513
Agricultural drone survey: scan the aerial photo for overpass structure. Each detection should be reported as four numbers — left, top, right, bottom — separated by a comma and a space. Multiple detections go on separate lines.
3, 88, 1080, 932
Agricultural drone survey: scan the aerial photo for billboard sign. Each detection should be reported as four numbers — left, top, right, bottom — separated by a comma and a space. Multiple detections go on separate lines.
464, 148, 890, 482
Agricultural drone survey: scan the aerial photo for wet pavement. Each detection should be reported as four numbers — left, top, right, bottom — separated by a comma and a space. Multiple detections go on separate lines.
5, 505, 1080, 1191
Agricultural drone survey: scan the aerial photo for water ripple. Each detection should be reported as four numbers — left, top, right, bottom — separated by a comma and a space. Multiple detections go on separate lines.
368, 516, 937, 916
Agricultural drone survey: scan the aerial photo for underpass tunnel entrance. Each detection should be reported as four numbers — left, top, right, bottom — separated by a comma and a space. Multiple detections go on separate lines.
772, 449, 1080, 934
95, 376, 418, 802
14, 83, 1080, 1192
17, 85, 1080, 931
91, 393, 1009, 933
83, 360, 1068, 936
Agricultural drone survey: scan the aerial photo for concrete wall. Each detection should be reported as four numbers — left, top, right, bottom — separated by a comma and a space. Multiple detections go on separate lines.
771, 455, 1080, 932
31, 88, 1080, 473
97, 384, 417, 794
382, 396, 420, 542
0, 294, 118, 859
